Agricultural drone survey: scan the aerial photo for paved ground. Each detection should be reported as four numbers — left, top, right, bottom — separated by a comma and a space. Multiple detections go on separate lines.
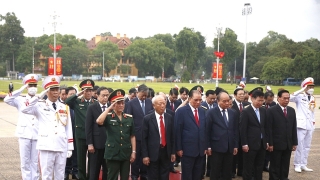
1, 97, 320, 180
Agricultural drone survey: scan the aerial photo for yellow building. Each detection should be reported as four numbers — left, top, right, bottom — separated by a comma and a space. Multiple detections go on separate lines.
86, 33, 138, 77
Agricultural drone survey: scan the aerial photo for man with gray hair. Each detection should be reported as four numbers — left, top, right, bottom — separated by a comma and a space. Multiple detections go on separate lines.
125, 84, 154, 180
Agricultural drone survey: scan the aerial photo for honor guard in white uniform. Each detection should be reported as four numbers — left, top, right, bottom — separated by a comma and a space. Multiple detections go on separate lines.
21, 75, 74, 180
4, 74, 40, 180
290, 77, 315, 173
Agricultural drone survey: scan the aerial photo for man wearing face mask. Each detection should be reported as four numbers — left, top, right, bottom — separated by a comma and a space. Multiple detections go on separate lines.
4, 74, 40, 180
21, 75, 74, 180
290, 77, 316, 173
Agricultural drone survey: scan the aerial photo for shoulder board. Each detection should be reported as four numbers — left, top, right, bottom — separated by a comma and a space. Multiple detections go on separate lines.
38, 99, 46, 102
201, 105, 207, 110
244, 105, 250, 108
107, 112, 112, 115
124, 113, 132, 117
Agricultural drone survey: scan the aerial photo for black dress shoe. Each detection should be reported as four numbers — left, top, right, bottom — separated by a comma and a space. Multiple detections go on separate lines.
140, 176, 148, 180
263, 167, 269, 172
237, 173, 242, 176
72, 174, 79, 180
173, 162, 179, 167
131, 177, 139, 180
170, 169, 179, 173
231, 173, 236, 178
206, 173, 210, 177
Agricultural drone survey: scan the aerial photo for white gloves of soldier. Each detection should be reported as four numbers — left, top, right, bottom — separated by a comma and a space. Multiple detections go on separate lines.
38, 88, 50, 99
19, 84, 28, 92
293, 86, 307, 96
67, 150, 72, 158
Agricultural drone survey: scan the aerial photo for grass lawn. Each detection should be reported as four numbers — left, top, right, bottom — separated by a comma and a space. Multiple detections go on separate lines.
1, 79, 318, 95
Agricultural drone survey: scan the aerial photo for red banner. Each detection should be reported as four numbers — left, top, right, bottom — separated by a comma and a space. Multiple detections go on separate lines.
212, 62, 223, 80
56, 57, 62, 75
48, 57, 54, 75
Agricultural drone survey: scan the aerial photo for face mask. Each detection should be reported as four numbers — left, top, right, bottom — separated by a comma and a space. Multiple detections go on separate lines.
307, 88, 314, 95
28, 87, 38, 96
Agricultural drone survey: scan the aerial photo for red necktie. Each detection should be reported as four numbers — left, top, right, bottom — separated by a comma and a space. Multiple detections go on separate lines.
265, 104, 269, 109
239, 103, 243, 112
194, 109, 199, 126
160, 115, 166, 146
171, 102, 174, 111
283, 108, 287, 117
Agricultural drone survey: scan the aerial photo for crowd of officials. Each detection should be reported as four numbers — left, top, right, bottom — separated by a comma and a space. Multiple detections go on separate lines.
4, 74, 316, 180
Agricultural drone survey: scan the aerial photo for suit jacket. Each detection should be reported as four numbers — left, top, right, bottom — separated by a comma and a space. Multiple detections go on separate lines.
266, 104, 298, 150
125, 97, 153, 141
232, 100, 250, 118
240, 105, 267, 150
85, 102, 107, 149
262, 101, 276, 109
206, 106, 239, 153
142, 112, 175, 161
175, 105, 207, 157
201, 101, 216, 110
166, 99, 182, 111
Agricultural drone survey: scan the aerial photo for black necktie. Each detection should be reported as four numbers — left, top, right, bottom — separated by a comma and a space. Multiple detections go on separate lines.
102, 105, 106, 112
308, 95, 311, 101
52, 102, 56, 110
222, 109, 228, 127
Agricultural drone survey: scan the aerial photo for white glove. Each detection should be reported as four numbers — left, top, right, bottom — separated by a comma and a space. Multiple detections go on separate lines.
77, 88, 86, 96
293, 86, 307, 96
19, 84, 28, 92
38, 88, 50, 99
67, 150, 72, 158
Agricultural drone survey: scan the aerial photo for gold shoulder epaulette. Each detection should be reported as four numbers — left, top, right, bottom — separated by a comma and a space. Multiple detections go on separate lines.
38, 99, 46, 102
201, 105, 207, 110
244, 105, 250, 108
107, 112, 112, 115
124, 113, 132, 117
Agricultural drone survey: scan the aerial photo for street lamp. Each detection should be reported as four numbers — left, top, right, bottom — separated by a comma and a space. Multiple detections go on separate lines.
215, 26, 223, 88
51, 11, 59, 75
242, 3, 252, 82
32, 38, 37, 74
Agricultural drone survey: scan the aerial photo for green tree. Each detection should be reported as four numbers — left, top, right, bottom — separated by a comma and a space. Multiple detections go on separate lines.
0, 12, 25, 73
261, 57, 293, 82
93, 41, 121, 76
100, 32, 113, 36
15, 37, 35, 73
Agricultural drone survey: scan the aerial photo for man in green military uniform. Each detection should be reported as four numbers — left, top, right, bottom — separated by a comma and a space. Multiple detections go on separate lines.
65, 79, 95, 180
96, 89, 136, 180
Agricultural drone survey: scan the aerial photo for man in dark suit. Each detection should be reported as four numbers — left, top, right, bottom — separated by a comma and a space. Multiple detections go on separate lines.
231, 88, 250, 177
262, 91, 276, 172
125, 87, 137, 103
125, 84, 154, 180
177, 87, 189, 104
206, 92, 239, 180
85, 87, 109, 180
266, 90, 298, 180
175, 90, 207, 180
142, 95, 175, 180
200, 89, 217, 177
240, 90, 268, 180
166, 88, 181, 111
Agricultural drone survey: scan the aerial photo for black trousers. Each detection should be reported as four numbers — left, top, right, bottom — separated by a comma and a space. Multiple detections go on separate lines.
147, 146, 170, 180
242, 144, 266, 180
65, 138, 78, 175
269, 149, 292, 180
232, 145, 243, 175
131, 140, 147, 178
264, 150, 271, 167
88, 148, 107, 180
210, 151, 233, 180
181, 155, 204, 180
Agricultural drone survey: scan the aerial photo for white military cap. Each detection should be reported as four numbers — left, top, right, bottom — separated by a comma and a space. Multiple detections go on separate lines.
301, 77, 315, 88
22, 74, 39, 85
42, 75, 61, 89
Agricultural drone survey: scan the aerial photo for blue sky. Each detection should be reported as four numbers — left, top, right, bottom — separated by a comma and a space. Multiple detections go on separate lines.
1, 0, 320, 46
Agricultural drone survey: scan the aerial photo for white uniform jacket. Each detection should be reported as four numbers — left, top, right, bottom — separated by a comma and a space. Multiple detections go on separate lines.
4, 89, 38, 139
290, 92, 315, 130
21, 97, 74, 152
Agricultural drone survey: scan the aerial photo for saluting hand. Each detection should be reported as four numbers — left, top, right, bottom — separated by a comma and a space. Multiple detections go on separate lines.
77, 88, 87, 96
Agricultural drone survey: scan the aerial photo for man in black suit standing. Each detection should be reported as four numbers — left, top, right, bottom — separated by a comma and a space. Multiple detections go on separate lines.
266, 90, 298, 180
142, 95, 175, 180
206, 92, 239, 180
231, 88, 250, 177
240, 90, 268, 180
126, 84, 154, 180
166, 88, 181, 111
85, 87, 110, 180
175, 90, 207, 180
177, 87, 189, 104
125, 88, 137, 103
262, 91, 276, 172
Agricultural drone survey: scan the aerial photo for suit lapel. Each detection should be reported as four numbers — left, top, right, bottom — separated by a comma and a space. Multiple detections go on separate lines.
164, 113, 170, 134
186, 106, 198, 127
135, 98, 144, 115
248, 106, 260, 124
215, 107, 228, 128
151, 113, 160, 134
276, 104, 287, 119
95, 102, 102, 114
